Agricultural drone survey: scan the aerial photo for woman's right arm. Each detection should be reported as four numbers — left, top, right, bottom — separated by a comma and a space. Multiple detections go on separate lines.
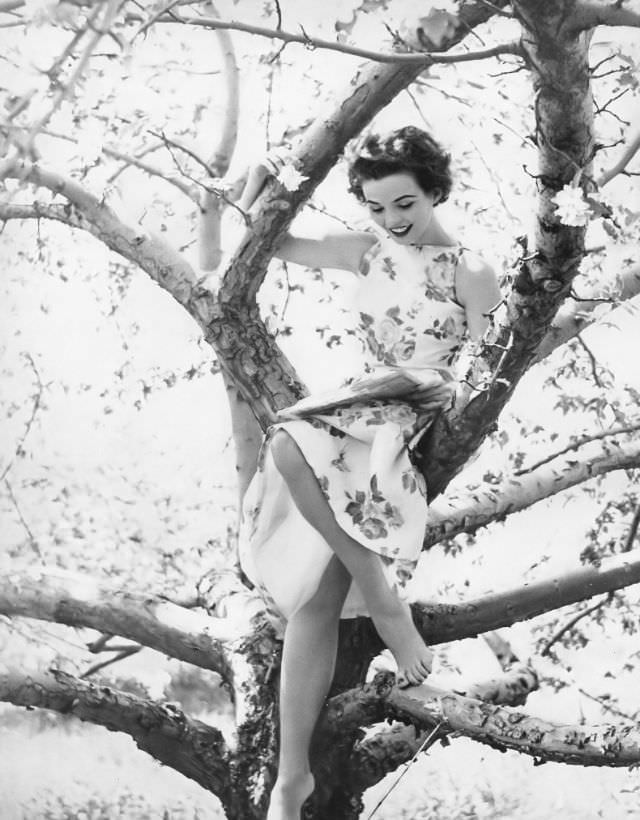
236, 162, 375, 273
275, 230, 375, 273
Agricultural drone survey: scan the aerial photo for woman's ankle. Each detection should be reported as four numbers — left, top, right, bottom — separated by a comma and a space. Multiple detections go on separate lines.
274, 768, 313, 789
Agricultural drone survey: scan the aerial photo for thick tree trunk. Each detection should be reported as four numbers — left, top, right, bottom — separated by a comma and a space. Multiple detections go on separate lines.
424, 0, 597, 498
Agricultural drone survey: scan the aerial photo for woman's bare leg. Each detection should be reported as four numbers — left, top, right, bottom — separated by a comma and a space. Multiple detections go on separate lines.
270, 429, 433, 687
268, 555, 351, 820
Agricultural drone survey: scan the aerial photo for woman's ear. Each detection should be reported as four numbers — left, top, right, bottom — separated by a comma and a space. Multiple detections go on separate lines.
432, 189, 443, 206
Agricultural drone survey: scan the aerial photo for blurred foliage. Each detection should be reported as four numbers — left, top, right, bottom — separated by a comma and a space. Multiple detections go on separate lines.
20, 789, 213, 820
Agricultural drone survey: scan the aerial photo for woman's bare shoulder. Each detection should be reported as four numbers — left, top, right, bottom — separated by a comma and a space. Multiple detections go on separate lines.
456, 250, 499, 296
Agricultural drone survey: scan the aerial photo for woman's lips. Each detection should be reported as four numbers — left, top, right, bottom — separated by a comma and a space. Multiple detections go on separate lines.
389, 225, 412, 237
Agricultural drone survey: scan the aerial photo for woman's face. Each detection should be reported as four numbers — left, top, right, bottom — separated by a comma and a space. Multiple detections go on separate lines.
360, 172, 438, 246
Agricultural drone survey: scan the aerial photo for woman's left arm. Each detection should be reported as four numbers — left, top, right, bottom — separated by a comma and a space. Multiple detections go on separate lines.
455, 252, 502, 341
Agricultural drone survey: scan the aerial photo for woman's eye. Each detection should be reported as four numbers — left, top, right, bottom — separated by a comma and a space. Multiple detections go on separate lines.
399, 203, 412, 210
370, 207, 383, 214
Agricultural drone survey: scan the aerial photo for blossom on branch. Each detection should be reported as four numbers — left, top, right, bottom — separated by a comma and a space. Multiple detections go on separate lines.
276, 163, 308, 192
551, 184, 591, 227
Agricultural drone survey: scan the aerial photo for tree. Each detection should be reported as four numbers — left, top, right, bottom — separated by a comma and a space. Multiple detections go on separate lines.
1, 1, 640, 818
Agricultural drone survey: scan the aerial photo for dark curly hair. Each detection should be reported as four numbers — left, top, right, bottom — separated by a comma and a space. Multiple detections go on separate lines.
347, 126, 452, 205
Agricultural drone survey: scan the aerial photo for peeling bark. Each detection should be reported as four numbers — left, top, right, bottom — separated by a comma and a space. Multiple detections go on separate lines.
5, 548, 640, 682
326, 671, 640, 767
344, 647, 538, 798
424, 0, 597, 498
424, 435, 640, 546
534, 262, 640, 362
206, 1, 511, 430
0, 667, 235, 808
0, 569, 236, 679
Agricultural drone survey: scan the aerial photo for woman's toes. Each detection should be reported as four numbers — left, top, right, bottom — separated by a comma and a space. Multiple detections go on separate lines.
419, 659, 432, 677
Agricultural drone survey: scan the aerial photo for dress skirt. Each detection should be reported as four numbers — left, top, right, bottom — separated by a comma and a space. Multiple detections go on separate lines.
239, 398, 438, 621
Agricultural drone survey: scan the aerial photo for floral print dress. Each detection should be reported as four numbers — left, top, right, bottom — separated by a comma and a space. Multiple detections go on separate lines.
239, 237, 468, 620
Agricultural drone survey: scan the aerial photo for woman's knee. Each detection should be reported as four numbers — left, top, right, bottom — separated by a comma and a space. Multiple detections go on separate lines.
270, 429, 304, 480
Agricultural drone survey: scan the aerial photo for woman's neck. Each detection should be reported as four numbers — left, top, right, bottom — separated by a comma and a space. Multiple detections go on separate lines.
410, 219, 456, 248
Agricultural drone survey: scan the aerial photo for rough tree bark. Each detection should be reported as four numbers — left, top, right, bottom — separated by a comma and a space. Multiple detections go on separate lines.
1, 1, 639, 818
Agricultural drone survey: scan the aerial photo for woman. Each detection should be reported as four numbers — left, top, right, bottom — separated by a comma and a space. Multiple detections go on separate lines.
236, 126, 500, 820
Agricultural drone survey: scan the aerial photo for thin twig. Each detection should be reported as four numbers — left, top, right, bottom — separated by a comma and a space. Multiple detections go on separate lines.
133, 0, 184, 40
598, 128, 640, 187
130, 10, 524, 67
589, 53, 618, 75
80, 645, 142, 678
404, 86, 431, 130
146, 129, 215, 176
0, 353, 44, 483
576, 334, 603, 388
23, 0, 122, 154
541, 597, 610, 657
4, 478, 42, 558
306, 201, 355, 230
514, 423, 640, 477
366, 720, 446, 819
578, 686, 638, 723
103, 145, 198, 199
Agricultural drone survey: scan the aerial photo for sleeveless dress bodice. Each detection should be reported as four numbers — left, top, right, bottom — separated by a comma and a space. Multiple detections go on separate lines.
352, 237, 467, 375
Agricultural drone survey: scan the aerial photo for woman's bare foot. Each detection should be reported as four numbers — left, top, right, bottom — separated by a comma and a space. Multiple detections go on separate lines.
371, 599, 433, 686
267, 771, 315, 820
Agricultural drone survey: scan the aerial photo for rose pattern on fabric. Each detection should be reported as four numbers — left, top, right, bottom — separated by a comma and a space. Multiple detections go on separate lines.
345, 474, 404, 541
330, 449, 350, 472
358, 307, 418, 367
239, 238, 470, 620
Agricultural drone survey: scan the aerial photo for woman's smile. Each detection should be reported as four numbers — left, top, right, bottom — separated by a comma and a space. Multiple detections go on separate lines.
361, 172, 441, 246
388, 224, 412, 238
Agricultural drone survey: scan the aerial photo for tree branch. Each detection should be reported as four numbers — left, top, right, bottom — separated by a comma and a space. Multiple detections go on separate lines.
203, 1, 509, 430
0, 352, 43, 483
424, 433, 640, 546
534, 262, 640, 362
423, 3, 597, 497
22, 0, 122, 154
0, 159, 205, 314
572, 1, 640, 31
0, 569, 240, 680
0, 666, 234, 802
412, 548, 640, 645
5, 544, 640, 709
103, 145, 198, 199
198, 0, 240, 272
0, 1, 25, 12
135, 9, 523, 66
325, 671, 640, 767
345, 648, 538, 795
597, 128, 640, 187
540, 596, 610, 657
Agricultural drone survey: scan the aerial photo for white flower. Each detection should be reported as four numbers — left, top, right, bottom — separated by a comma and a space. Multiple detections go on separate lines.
277, 162, 308, 192
551, 184, 591, 227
